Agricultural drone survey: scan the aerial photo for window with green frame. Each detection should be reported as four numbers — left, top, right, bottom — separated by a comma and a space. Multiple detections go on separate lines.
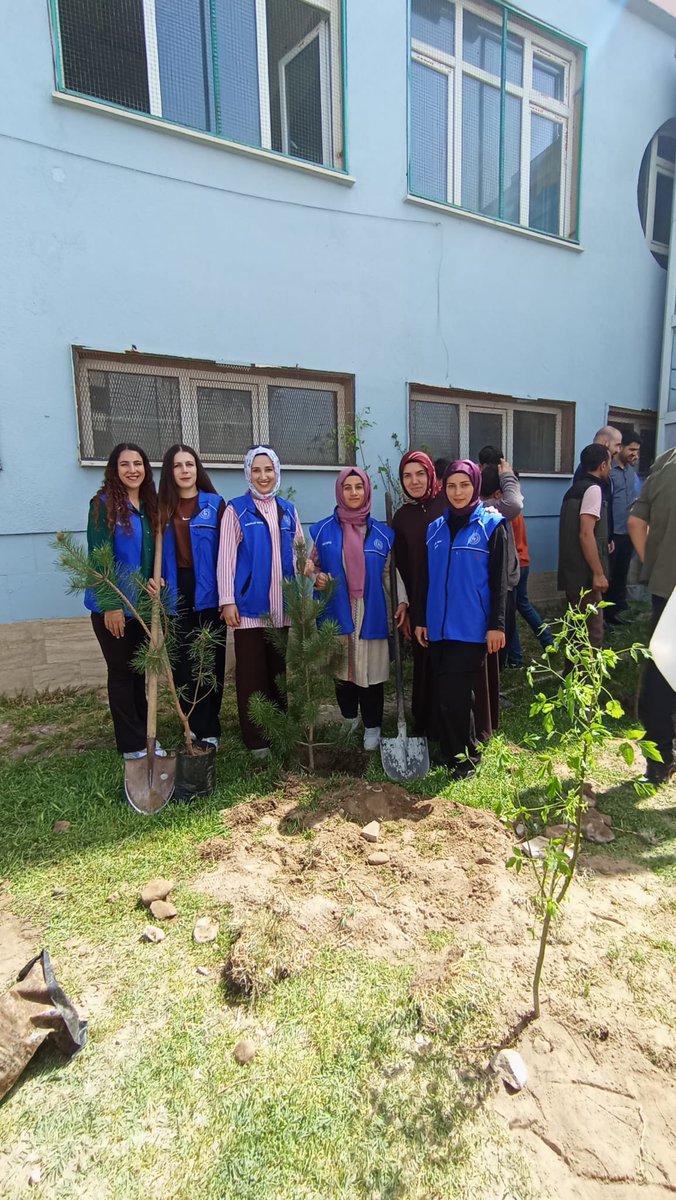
408, 0, 584, 240
51, 0, 346, 171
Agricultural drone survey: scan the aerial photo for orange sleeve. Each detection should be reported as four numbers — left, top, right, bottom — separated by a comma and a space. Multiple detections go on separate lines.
512, 513, 530, 568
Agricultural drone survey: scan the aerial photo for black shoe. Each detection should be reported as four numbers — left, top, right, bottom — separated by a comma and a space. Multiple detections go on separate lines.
642, 760, 674, 787
604, 613, 627, 627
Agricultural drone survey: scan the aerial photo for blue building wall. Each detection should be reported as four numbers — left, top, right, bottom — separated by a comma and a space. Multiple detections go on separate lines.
0, 0, 673, 622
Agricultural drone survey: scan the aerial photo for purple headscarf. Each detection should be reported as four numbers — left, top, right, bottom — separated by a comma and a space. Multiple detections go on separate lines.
443, 460, 482, 516
335, 467, 372, 601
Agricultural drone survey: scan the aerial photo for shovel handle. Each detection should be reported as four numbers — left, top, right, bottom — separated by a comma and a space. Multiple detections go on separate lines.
146, 525, 164, 746
385, 493, 406, 731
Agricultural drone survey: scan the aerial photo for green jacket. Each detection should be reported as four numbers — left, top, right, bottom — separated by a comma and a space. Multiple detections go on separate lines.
557, 476, 609, 594
630, 448, 676, 599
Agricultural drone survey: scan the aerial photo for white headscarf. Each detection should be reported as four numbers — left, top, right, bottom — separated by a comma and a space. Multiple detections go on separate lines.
244, 445, 281, 501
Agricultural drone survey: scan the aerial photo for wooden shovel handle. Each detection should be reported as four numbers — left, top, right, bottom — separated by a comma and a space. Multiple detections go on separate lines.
146, 525, 164, 744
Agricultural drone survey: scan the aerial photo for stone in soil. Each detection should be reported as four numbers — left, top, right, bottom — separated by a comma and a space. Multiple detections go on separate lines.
140, 878, 174, 905
367, 851, 390, 866
360, 820, 380, 843
581, 812, 614, 844
491, 1048, 528, 1092
193, 916, 219, 944
149, 899, 177, 921
51, 887, 67, 898
141, 925, 165, 943
519, 836, 549, 859
233, 1038, 256, 1065
52, 820, 71, 833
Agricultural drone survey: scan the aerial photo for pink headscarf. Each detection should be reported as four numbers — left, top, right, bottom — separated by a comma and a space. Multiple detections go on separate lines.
443, 460, 483, 515
399, 450, 441, 504
335, 467, 372, 601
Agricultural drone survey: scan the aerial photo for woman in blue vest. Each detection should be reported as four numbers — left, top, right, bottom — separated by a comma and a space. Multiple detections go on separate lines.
414, 460, 508, 778
310, 467, 408, 750
217, 446, 303, 757
85, 443, 159, 759
159, 444, 226, 747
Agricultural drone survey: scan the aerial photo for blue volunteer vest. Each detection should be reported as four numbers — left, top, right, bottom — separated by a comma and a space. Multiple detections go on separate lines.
84, 497, 145, 615
230, 492, 297, 618
425, 503, 505, 643
309, 512, 394, 640
163, 490, 223, 611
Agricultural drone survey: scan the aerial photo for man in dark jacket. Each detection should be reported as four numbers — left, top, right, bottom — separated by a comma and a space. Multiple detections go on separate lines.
558, 444, 612, 647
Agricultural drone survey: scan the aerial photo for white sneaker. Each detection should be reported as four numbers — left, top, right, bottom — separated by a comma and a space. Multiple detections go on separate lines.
363, 727, 381, 751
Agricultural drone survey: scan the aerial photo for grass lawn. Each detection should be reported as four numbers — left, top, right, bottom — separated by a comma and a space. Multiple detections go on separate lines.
0, 605, 674, 1199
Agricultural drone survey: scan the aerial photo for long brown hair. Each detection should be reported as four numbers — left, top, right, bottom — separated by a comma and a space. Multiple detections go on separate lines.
158, 444, 217, 525
93, 443, 158, 534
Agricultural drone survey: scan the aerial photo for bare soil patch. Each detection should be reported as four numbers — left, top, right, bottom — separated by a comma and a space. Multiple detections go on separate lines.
194, 775, 676, 1197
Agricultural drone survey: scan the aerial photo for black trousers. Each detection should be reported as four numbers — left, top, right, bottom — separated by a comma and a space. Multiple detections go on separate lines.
498, 589, 516, 670
233, 627, 288, 750
91, 612, 147, 754
638, 595, 675, 767
174, 569, 226, 741
606, 534, 633, 615
430, 640, 487, 767
335, 680, 384, 728
410, 640, 441, 739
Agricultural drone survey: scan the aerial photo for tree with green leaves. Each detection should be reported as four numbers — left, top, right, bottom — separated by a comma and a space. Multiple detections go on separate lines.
54, 532, 223, 755
493, 594, 658, 1020
249, 538, 344, 770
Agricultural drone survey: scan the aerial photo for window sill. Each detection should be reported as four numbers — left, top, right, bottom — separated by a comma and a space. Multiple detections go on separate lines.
52, 91, 355, 186
405, 194, 583, 252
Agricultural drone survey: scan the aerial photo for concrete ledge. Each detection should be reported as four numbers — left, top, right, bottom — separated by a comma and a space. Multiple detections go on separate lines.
528, 571, 561, 604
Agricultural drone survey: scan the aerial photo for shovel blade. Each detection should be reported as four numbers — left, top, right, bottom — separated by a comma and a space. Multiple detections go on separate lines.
124, 752, 176, 815
380, 734, 429, 782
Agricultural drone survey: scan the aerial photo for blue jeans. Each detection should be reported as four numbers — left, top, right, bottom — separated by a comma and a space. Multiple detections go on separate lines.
508, 567, 554, 666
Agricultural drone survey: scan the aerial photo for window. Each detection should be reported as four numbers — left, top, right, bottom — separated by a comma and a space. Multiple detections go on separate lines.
638, 126, 676, 269
53, 0, 345, 170
408, 0, 584, 240
409, 385, 574, 473
73, 348, 354, 467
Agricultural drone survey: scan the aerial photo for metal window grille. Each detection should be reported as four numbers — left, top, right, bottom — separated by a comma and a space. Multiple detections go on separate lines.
409, 386, 569, 473
73, 348, 354, 467
53, 0, 346, 171
409, 0, 584, 239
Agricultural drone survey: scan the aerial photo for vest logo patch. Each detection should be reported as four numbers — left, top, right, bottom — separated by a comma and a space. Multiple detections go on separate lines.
373, 538, 384, 550
467, 530, 482, 547
200, 508, 211, 519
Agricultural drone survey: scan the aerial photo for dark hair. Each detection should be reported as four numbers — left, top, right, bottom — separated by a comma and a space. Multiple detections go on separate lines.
580, 443, 611, 473
433, 457, 449, 480
480, 464, 501, 497
478, 445, 503, 466
93, 443, 158, 534
619, 427, 641, 446
159, 444, 217, 525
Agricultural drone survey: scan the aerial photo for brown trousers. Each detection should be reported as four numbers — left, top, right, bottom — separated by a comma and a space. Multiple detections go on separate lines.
233, 627, 288, 749
565, 589, 604, 649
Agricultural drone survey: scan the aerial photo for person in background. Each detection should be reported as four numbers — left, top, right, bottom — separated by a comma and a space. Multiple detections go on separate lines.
507, 507, 554, 666
557, 444, 611, 648
85, 443, 159, 760
217, 446, 303, 759
628, 446, 676, 786
606, 428, 641, 625
309, 467, 408, 751
392, 451, 446, 737
415, 462, 507, 778
479, 462, 522, 665
573, 425, 621, 547
160, 445, 226, 747
434, 457, 449, 488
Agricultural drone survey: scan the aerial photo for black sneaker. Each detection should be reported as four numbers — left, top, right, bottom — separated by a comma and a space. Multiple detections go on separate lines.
642, 760, 674, 787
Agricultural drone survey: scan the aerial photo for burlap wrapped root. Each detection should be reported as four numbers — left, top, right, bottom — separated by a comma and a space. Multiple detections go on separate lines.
0, 949, 88, 1103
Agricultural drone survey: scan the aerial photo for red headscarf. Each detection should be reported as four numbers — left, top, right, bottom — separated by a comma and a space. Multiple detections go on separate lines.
335, 467, 372, 601
398, 451, 441, 505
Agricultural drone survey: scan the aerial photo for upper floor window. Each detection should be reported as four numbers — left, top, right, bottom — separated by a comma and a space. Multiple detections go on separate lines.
408, 0, 584, 240
52, 0, 345, 171
73, 347, 355, 468
409, 385, 574, 474
638, 126, 676, 269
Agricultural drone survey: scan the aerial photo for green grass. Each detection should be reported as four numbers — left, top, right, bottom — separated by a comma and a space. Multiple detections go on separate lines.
0, 604, 673, 1198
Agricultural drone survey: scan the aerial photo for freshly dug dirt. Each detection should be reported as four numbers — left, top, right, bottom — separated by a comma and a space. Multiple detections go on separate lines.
194, 774, 676, 1199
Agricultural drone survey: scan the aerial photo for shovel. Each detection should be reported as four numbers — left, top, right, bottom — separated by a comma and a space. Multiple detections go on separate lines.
124, 525, 176, 814
380, 493, 430, 783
